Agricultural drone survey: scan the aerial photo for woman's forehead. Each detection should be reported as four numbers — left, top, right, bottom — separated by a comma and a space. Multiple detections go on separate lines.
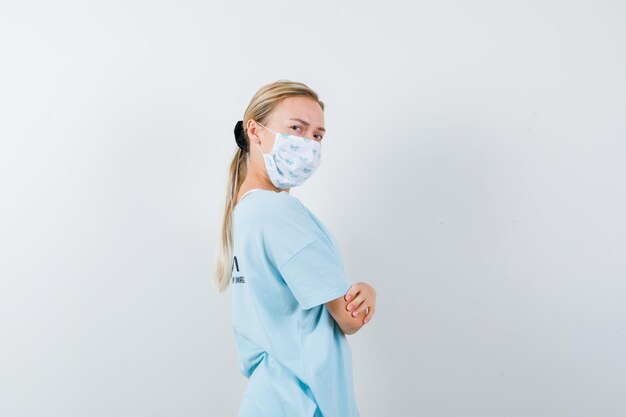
273, 97, 324, 126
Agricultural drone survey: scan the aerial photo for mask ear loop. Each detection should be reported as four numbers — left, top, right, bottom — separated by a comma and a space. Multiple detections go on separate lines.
256, 122, 279, 136
255, 122, 280, 155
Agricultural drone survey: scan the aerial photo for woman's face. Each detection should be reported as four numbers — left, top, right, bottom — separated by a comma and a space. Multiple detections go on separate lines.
248, 96, 325, 154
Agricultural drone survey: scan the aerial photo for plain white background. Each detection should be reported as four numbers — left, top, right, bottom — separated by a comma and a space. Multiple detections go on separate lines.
1, 1, 625, 416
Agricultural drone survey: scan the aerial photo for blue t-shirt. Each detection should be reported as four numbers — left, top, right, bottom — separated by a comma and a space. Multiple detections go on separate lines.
231, 189, 361, 417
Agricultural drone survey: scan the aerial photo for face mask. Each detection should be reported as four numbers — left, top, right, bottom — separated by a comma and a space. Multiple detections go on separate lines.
256, 122, 322, 189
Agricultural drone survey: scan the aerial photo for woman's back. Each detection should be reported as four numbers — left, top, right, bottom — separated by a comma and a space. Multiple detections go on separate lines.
231, 189, 361, 417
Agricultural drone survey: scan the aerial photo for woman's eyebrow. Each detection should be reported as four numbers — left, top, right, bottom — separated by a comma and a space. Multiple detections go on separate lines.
288, 117, 326, 132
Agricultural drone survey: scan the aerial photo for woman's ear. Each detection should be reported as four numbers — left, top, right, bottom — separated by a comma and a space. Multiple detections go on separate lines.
246, 120, 262, 144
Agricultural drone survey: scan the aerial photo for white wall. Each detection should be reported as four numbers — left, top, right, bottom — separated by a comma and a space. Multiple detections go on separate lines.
1, 1, 624, 416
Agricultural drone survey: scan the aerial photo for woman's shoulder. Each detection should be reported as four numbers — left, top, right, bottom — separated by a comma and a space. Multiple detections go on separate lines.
240, 190, 322, 237
237, 190, 309, 219
235, 190, 339, 266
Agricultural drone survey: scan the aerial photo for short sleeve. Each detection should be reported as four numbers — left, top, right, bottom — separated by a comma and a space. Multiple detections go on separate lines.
257, 193, 351, 310
278, 238, 351, 310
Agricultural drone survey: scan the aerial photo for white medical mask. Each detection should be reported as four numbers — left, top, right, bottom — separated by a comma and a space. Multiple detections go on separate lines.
256, 122, 322, 189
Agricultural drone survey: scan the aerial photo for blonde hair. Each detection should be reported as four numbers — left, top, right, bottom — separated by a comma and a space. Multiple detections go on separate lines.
212, 79, 325, 292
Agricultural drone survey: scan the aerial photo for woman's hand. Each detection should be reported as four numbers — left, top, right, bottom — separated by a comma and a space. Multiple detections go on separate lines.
344, 282, 377, 325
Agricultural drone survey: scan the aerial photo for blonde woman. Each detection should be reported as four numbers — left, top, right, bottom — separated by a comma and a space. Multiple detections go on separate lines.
213, 80, 377, 417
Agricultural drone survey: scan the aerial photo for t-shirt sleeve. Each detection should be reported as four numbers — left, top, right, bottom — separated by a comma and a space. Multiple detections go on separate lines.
278, 238, 352, 310
261, 195, 351, 310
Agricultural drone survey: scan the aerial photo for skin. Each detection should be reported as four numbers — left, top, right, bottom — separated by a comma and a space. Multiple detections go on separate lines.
235, 96, 377, 334
328, 282, 377, 335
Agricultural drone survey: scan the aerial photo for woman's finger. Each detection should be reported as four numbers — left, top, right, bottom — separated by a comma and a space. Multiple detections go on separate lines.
347, 293, 365, 316
362, 304, 375, 324
344, 285, 361, 302
352, 302, 368, 318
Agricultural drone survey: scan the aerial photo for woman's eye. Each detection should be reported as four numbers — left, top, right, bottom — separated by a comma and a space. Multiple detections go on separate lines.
314, 134, 323, 140
290, 125, 303, 132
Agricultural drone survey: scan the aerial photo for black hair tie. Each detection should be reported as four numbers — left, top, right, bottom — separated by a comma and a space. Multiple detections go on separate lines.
234, 120, 248, 152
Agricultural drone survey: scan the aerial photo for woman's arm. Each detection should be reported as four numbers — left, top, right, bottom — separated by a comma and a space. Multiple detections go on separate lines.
325, 296, 365, 335
325, 282, 377, 335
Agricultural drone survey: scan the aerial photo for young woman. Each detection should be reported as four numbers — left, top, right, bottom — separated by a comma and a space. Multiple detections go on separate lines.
213, 80, 377, 417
